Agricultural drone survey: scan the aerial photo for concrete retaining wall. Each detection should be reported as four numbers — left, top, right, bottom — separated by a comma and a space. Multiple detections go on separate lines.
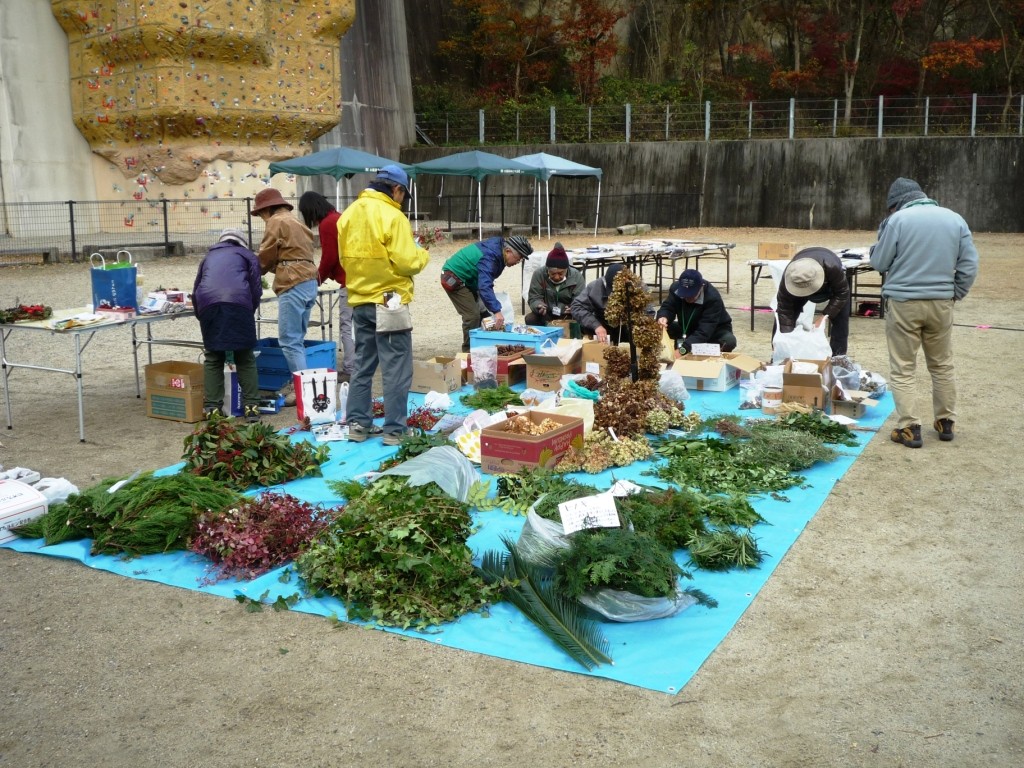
402, 137, 1023, 233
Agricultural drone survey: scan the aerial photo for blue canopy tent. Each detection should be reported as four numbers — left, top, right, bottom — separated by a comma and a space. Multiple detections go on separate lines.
513, 152, 603, 237
408, 150, 546, 239
268, 147, 409, 209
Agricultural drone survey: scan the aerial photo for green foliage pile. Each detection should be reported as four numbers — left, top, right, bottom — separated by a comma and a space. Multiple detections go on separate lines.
181, 415, 330, 490
459, 384, 523, 412
297, 476, 501, 630
752, 411, 859, 446
554, 528, 687, 599
14, 472, 241, 557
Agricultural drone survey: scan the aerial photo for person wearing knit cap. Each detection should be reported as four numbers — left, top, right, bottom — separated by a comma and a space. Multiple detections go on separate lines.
192, 228, 264, 421
870, 177, 979, 448
524, 244, 585, 327
441, 234, 533, 351
570, 262, 632, 344
656, 269, 736, 355
251, 186, 317, 406
775, 247, 851, 356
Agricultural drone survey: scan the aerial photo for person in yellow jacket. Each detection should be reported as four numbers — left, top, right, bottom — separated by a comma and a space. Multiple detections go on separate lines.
338, 165, 429, 445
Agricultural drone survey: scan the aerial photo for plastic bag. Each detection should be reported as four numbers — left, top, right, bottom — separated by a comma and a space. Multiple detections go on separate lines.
658, 369, 690, 402
494, 290, 515, 326
537, 338, 582, 364
378, 445, 478, 502
738, 376, 762, 410
771, 324, 832, 363
32, 477, 79, 505
578, 587, 698, 622
470, 345, 498, 383
516, 508, 571, 564
831, 363, 861, 392
535, 396, 595, 433
336, 381, 349, 424
859, 370, 888, 395
761, 364, 785, 389
520, 388, 557, 407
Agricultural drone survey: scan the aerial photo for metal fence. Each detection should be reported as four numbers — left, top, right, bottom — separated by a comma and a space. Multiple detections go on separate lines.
0, 191, 700, 264
416, 93, 1024, 145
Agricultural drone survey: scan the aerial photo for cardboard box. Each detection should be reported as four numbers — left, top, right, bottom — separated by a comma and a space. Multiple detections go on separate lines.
412, 356, 462, 394
782, 358, 832, 411
524, 347, 583, 391
830, 386, 879, 418
146, 387, 205, 422
579, 340, 631, 376
671, 352, 763, 392
0, 478, 49, 544
758, 242, 797, 260
480, 411, 585, 474
145, 360, 204, 392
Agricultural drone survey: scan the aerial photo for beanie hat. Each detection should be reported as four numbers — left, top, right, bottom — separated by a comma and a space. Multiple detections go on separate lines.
604, 263, 624, 291
673, 269, 704, 300
886, 177, 925, 211
251, 187, 292, 214
546, 246, 570, 270
784, 257, 826, 297
218, 228, 248, 246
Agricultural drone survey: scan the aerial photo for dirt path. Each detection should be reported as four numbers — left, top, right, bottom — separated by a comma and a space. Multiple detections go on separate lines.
0, 227, 1021, 767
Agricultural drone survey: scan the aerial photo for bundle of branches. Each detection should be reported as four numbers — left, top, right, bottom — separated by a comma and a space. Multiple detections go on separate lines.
468, 468, 599, 517
459, 383, 523, 412
0, 304, 52, 324
753, 411, 859, 446
298, 476, 501, 629
603, 269, 663, 381
555, 430, 653, 474
594, 378, 685, 438
189, 491, 337, 583
181, 415, 331, 490
377, 430, 452, 471
14, 472, 242, 556
653, 429, 837, 495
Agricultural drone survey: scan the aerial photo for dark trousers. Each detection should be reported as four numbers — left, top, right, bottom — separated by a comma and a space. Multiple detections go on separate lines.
777, 299, 850, 356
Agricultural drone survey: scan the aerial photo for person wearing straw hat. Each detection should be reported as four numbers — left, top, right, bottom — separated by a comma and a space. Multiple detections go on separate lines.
250, 187, 317, 406
192, 228, 263, 422
776, 247, 851, 356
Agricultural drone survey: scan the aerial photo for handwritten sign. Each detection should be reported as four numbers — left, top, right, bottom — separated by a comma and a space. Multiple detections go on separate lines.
690, 343, 722, 357
558, 493, 621, 535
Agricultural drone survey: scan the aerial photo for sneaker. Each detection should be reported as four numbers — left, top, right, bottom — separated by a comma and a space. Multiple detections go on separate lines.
934, 418, 955, 442
891, 424, 923, 448
382, 429, 417, 447
244, 405, 262, 424
203, 405, 224, 419
279, 382, 296, 407
347, 423, 383, 442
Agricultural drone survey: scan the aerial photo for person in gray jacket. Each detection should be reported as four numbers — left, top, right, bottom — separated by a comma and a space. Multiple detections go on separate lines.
869, 177, 979, 448
524, 244, 585, 326
570, 263, 631, 344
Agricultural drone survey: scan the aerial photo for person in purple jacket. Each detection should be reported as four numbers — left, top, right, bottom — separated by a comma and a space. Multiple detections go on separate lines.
193, 228, 263, 421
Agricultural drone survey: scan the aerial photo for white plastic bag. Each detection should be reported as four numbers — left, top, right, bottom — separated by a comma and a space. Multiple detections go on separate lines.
470, 345, 498, 383
658, 369, 690, 402
771, 324, 832, 363
535, 396, 595, 433
336, 381, 349, 424
494, 290, 515, 326
379, 446, 478, 502
578, 587, 698, 622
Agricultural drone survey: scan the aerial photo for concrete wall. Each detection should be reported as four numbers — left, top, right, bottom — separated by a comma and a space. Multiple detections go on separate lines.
402, 137, 1024, 233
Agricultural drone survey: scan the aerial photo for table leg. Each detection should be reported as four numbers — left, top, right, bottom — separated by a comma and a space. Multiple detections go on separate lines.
0, 329, 12, 432
74, 334, 86, 442
750, 264, 757, 332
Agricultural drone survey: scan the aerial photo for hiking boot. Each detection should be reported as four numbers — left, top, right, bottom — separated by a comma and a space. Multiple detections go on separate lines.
244, 404, 262, 424
347, 423, 383, 443
891, 424, 923, 448
203, 405, 224, 419
934, 418, 955, 442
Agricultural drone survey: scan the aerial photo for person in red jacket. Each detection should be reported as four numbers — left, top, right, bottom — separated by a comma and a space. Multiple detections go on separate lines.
299, 191, 354, 382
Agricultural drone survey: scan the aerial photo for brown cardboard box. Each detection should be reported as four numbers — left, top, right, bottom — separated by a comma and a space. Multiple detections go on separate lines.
480, 411, 585, 474
830, 386, 879, 418
411, 356, 462, 394
579, 340, 630, 376
524, 347, 583, 391
671, 352, 763, 392
146, 387, 204, 422
758, 242, 797, 260
145, 360, 203, 392
782, 358, 833, 411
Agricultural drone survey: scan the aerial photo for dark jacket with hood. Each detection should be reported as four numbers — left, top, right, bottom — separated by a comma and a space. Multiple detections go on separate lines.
656, 278, 733, 346
775, 247, 850, 333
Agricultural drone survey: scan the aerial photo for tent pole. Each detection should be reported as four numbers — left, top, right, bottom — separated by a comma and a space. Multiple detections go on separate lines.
477, 180, 483, 240
412, 180, 419, 234
594, 180, 602, 237
545, 180, 551, 239
335, 179, 341, 211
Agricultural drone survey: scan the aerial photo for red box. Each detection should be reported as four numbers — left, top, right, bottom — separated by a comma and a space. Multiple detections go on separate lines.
480, 411, 584, 474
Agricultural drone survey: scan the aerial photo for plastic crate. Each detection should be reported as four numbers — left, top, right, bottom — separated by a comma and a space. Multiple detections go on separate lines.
469, 326, 564, 353
255, 338, 337, 391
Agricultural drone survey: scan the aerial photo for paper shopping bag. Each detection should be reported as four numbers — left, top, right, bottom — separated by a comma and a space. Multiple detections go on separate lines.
90, 251, 138, 310
294, 368, 338, 424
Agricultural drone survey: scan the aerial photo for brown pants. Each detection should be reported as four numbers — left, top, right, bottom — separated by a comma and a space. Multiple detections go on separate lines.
884, 298, 957, 429
446, 285, 486, 352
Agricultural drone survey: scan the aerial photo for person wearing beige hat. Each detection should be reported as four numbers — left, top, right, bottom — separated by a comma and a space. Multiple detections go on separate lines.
776, 246, 851, 356
250, 187, 317, 406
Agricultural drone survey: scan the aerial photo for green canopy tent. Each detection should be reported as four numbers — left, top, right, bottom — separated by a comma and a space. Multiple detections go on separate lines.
268, 147, 409, 209
512, 152, 603, 237
408, 150, 546, 239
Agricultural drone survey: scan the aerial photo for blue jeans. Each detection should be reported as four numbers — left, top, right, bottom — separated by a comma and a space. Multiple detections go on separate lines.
277, 279, 317, 373
348, 303, 413, 436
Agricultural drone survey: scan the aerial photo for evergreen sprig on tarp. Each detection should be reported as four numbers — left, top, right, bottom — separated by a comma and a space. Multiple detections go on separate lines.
14, 472, 242, 557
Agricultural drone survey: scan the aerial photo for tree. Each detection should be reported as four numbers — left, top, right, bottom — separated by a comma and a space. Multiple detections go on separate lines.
984, 0, 1024, 123
559, 0, 629, 103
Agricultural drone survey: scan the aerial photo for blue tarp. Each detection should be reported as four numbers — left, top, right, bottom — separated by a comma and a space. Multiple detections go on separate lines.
1, 385, 893, 693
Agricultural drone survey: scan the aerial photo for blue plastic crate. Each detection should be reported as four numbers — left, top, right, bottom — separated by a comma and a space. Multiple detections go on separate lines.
469, 326, 564, 353
255, 338, 337, 391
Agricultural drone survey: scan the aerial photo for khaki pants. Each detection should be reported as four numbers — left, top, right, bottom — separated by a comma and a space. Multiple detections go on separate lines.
884, 298, 956, 429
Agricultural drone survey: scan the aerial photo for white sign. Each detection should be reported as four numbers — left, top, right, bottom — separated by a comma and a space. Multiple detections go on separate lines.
690, 343, 722, 357
558, 493, 621, 535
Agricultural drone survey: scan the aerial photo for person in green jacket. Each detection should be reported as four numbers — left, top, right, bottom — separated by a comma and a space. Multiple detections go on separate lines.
440, 234, 533, 351
524, 244, 585, 327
